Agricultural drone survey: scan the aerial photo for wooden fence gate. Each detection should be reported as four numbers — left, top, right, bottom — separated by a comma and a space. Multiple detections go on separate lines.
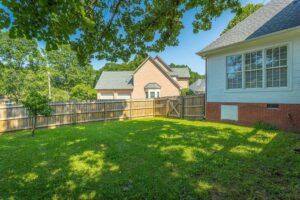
166, 95, 205, 120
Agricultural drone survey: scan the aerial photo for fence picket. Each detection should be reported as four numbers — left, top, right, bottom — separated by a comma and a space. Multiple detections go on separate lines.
0, 95, 205, 133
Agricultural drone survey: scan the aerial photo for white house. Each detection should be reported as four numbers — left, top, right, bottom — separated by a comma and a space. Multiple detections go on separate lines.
197, 0, 300, 132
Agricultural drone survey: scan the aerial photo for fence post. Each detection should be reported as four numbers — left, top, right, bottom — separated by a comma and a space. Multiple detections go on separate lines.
104, 102, 106, 122
153, 99, 155, 117
130, 100, 132, 119
181, 97, 185, 119
165, 98, 168, 117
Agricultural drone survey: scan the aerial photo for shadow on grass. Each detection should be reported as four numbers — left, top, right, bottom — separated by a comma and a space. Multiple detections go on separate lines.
0, 118, 299, 199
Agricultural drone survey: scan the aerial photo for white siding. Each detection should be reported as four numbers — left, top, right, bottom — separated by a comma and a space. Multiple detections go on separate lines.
207, 35, 300, 104
100, 93, 114, 100
117, 93, 131, 99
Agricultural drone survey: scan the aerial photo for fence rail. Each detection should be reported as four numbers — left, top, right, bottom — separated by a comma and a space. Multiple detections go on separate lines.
0, 95, 205, 133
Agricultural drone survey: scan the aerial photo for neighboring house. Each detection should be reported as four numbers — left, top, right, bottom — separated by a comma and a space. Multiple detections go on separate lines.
190, 79, 206, 94
197, 0, 300, 131
95, 56, 190, 99
0, 96, 11, 105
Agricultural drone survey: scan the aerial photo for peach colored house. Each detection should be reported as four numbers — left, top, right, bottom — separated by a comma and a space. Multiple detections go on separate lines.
95, 56, 190, 99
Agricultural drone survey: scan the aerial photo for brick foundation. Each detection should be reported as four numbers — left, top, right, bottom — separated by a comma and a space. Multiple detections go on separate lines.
206, 102, 300, 132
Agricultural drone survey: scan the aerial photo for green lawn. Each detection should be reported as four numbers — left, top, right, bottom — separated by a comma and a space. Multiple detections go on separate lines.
0, 118, 300, 199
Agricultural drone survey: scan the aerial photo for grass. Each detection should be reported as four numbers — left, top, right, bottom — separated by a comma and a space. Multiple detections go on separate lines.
0, 118, 300, 199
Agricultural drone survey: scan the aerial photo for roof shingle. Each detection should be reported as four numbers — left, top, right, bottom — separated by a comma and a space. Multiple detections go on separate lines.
94, 71, 133, 89
170, 68, 190, 78
198, 0, 300, 55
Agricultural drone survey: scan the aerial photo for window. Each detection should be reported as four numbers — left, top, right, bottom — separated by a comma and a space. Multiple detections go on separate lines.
226, 45, 288, 90
145, 89, 160, 98
266, 46, 287, 87
226, 55, 242, 89
245, 51, 263, 88
267, 104, 279, 109
150, 91, 155, 98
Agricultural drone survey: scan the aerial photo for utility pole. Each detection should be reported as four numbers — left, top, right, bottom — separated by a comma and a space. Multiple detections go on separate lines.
48, 70, 51, 100
42, 49, 52, 100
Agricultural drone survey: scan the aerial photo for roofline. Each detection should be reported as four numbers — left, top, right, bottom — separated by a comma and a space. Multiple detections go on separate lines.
95, 88, 133, 90
171, 68, 191, 78
197, 25, 300, 57
154, 56, 172, 71
134, 57, 181, 89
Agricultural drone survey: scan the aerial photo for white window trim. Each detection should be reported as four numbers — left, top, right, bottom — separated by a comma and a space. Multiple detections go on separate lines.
224, 42, 293, 93
145, 89, 160, 99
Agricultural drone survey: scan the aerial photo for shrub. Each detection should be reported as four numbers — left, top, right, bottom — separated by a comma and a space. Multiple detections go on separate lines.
180, 88, 194, 96
70, 84, 96, 100
254, 121, 278, 131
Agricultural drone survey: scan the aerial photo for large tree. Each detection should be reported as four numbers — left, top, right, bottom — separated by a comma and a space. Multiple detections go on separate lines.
0, 32, 97, 102
221, 3, 263, 35
0, 1, 241, 63
0, 32, 44, 69
46, 45, 95, 91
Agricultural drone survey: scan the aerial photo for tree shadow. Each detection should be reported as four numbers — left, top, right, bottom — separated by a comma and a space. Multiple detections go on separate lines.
0, 118, 299, 199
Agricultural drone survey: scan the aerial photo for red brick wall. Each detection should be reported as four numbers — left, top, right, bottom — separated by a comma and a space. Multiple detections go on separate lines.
206, 102, 300, 132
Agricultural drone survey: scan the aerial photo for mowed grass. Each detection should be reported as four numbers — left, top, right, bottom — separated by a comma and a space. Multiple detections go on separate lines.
0, 118, 300, 199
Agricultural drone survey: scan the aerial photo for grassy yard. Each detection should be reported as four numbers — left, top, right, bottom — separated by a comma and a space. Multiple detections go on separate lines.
0, 118, 300, 199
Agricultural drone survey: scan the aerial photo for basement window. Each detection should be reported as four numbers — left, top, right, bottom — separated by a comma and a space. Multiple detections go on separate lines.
267, 104, 279, 109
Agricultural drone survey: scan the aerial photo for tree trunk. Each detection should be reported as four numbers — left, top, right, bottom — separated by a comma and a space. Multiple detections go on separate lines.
32, 115, 37, 137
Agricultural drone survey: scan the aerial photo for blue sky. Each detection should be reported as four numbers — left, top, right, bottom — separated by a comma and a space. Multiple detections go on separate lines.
1, 0, 268, 74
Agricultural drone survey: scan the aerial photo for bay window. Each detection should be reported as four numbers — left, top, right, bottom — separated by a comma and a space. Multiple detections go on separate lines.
226, 45, 288, 90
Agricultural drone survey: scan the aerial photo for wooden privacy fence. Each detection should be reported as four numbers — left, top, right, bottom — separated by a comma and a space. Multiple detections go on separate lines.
0, 95, 205, 133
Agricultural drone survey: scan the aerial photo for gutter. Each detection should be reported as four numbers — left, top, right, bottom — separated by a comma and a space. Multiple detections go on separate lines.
197, 25, 300, 57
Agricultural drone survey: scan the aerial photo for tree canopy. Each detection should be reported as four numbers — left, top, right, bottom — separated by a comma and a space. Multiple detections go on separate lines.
221, 3, 263, 35
0, 32, 96, 102
0, 0, 241, 62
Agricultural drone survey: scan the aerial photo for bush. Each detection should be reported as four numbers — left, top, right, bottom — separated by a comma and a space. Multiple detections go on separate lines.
70, 84, 96, 101
180, 88, 194, 96
254, 121, 278, 131
51, 88, 70, 102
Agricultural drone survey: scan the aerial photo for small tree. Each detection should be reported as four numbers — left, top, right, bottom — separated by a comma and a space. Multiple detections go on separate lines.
22, 91, 52, 136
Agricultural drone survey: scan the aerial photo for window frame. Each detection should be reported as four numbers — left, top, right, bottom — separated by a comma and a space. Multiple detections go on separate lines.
145, 89, 160, 99
225, 54, 243, 89
224, 43, 291, 93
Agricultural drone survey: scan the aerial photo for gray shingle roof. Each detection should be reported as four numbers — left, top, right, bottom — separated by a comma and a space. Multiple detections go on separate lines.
190, 79, 206, 93
95, 57, 189, 90
170, 68, 190, 78
95, 71, 133, 89
198, 0, 300, 55
144, 83, 161, 89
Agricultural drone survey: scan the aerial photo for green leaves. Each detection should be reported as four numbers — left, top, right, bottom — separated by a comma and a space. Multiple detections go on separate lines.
0, 32, 97, 102
70, 84, 96, 100
0, 8, 10, 29
221, 3, 263, 35
22, 91, 52, 117
1, 0, 241, 62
